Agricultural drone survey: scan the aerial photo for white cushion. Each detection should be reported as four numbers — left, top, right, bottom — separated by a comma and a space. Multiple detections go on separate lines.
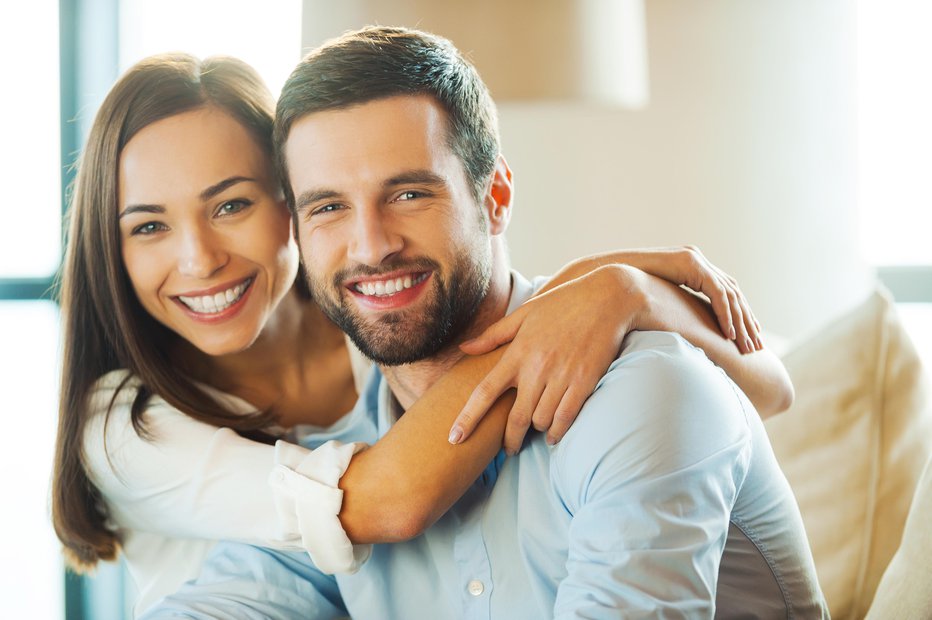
764, 285, 932, 618
866, 452, 932, 617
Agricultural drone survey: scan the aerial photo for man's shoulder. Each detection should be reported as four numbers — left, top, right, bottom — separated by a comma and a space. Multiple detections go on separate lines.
548, 330, 753, 498
596, 330, 750, 417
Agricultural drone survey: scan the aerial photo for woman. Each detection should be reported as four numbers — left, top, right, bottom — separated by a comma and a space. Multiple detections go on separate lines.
52, 53, 790, 614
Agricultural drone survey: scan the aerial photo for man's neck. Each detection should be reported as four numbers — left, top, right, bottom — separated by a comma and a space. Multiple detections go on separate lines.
382, 267, 513, 410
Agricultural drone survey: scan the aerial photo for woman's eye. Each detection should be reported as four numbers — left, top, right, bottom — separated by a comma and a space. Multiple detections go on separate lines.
216, 199, 252, 217
131, 221, 167, 236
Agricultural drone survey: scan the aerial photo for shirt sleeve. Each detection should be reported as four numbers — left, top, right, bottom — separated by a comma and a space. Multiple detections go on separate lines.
138, 544, 347, 620
549, 332, 753, 617
82, 370, 370, 574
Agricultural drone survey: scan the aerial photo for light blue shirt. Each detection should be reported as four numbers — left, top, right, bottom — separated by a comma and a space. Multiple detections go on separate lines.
145, 273, 827, 619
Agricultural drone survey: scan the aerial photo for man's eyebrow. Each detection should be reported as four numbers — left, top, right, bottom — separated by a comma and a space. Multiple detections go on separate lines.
295, 189, 341, 213
384, 170, 448, 188
293, 170, 448, 213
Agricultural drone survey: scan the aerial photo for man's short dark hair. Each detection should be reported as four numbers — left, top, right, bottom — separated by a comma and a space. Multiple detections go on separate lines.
274, 25, 500, 207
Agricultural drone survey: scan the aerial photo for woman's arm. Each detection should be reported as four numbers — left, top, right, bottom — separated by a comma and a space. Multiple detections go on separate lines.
337, 348, 512, 543
83, 371, 309, 549
448, 247, 793, 450
545, 246, 794, 416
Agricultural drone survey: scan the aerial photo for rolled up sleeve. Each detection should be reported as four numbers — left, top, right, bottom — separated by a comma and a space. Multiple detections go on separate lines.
270, 439, 372, 573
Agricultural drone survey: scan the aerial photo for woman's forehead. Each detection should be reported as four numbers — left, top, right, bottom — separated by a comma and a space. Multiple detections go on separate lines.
119, 107, 270, 207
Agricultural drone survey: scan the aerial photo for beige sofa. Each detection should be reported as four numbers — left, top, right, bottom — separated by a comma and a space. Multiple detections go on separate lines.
764, 285, 932, 618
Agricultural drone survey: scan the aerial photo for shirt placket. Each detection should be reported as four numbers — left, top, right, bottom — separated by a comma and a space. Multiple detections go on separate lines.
453, 451, 505, 620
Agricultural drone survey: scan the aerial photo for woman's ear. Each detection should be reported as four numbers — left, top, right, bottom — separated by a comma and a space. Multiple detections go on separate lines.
483, 154, 514, 236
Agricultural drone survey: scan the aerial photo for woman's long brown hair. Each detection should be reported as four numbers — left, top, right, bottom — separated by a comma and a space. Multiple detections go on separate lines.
51, 53, 287, 569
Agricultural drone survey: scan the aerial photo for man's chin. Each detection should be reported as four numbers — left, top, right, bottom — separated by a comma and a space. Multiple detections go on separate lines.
345, 324, 447, 366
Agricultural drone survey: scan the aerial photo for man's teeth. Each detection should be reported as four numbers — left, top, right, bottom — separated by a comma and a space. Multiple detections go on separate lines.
178, 280, 250, 314
354, 273, 427, 297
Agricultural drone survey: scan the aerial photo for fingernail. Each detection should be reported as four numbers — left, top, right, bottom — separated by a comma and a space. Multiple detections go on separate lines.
729, 326, 736, 340
745, 338, 753, 352
448, 426, 464, 445
546, 435, 557, 446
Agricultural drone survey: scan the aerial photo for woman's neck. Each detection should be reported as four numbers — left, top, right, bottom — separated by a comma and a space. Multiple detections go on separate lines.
174, 288, 358, 428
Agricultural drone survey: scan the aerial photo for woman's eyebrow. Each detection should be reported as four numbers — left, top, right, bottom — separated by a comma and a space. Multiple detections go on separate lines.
199, 176, 256, 201
119, 204, 164, 219
119, 176, 258, 219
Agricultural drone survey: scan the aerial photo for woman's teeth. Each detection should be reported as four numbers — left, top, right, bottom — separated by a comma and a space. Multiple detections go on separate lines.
354, 273, 428, 297
178, 279, 251, 314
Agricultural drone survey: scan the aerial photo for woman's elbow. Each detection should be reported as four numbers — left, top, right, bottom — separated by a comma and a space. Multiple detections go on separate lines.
340, 488, 436, 544
757, 375, 795, 419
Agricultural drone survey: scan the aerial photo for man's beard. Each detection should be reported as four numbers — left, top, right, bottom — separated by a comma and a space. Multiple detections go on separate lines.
307, 254, 491, 366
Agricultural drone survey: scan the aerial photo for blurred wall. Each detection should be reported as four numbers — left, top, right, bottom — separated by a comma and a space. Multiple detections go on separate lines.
302, 0, 874, 341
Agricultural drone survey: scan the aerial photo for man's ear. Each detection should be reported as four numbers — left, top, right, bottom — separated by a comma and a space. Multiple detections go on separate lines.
483, 154, 513, 236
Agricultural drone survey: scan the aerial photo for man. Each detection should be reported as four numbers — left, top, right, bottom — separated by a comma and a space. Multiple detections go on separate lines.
145, 26, 827, 618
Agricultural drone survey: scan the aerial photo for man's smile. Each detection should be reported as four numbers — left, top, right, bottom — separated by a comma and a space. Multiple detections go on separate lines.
345, 270, 433, 310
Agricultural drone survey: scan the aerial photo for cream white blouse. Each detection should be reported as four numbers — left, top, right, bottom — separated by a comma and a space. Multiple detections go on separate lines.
81, 338, 372, 616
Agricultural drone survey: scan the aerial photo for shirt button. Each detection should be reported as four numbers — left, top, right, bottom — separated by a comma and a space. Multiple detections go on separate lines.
467, 580, 484, 597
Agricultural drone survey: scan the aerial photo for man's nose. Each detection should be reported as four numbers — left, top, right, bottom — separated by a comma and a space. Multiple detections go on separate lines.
347, 210, 403, 267
176, 226, 228, 279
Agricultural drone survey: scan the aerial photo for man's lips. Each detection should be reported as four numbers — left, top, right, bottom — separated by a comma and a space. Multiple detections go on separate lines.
348, 270, 430, 297
346, 270, 432, 310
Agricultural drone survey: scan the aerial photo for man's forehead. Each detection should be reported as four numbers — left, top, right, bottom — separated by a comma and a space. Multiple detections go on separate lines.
284, 95, 458, 190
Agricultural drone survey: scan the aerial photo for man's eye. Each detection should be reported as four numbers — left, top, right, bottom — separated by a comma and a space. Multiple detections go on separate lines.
395, 191, 423, 202
216, 199, 252, 217
131, 221, 167, 236
313, 203, 344, 216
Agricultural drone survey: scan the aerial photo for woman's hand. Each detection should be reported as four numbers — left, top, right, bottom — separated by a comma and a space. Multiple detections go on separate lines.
624, 246, 762, 353
542, 246, 762, 353
452, 266, 647, 455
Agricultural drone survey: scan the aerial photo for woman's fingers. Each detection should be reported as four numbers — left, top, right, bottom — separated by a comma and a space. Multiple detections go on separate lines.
507, 382, 562, 455
449, 361, 515, 444
713, 266, 761, 352
545, 384, 592, 446
726, 284, 752, 353
706, 276, 736, 340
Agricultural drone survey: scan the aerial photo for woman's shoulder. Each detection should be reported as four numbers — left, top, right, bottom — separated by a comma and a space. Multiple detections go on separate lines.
83, 370, 197, 485
86, 369, 177, 430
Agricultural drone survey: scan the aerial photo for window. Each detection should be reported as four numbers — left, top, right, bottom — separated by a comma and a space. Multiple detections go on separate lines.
0, 2, 64, 618
857, 0, 932, 267
119, 0, 302, 97
858, 0, 932, 364
0, 2, 61, 279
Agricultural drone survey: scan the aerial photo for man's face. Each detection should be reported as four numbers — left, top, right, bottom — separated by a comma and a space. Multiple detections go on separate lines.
285, 95, 494, 365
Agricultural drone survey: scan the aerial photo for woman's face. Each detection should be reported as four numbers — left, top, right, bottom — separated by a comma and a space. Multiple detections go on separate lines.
118, 106, 299, 357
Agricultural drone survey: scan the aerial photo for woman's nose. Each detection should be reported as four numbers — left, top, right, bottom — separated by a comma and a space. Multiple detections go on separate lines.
176, 226, 228, 279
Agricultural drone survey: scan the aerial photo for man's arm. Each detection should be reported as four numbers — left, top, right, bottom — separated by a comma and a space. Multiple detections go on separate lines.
550, 331, 753, 616
139, 544, 347, 619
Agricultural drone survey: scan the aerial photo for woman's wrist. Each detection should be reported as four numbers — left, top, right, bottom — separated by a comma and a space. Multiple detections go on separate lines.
601, 264, 652, 334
